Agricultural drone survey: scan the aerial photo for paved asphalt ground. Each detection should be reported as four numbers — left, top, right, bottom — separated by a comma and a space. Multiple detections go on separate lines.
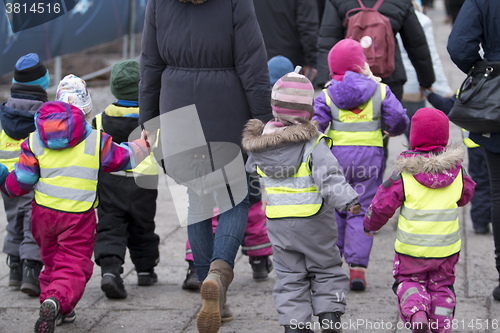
0, 1, 499, 332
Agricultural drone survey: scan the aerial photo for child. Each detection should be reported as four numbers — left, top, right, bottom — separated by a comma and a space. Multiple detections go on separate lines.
0, 53, 48, 296
0, 100, 151, 333
90, 60, 160, 299
243, 71, 361, 333
313, 39, 409, 290
363, 108, 475, 333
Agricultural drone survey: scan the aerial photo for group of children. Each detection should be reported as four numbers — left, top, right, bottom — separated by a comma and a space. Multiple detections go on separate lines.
1, 36, 475, 333
243, 39, 474, 333
0, 54, 154, 333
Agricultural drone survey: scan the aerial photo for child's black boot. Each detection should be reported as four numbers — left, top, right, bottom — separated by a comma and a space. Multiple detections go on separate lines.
100, 256, 127, 299
6, 255, 22, 289
319, 312, 343, 333
21, 259, 43, 296
249, 256, 273, 281
137, 269, 158, 286
182, 260, 200, 290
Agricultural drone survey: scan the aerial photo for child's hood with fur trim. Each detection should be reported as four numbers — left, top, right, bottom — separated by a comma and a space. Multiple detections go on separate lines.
242, 119, 319, 178
394, 145, 465, 189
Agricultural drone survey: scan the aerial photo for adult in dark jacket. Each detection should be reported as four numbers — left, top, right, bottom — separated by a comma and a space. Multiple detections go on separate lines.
447, 0, 500, 302
253, 0, 319, 80
139, 0, 273, 330
316, 0, 435, 101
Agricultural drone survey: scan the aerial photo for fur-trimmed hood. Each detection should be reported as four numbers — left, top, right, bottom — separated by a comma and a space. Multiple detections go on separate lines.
242, 119, 319, 152
243, 119, 319, 178
394, 145, 465, 189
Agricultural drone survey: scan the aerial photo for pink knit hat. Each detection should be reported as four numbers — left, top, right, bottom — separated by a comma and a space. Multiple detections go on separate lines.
328, 39, 366, 79
271, 72, 314, 121
410, 108, 449, 150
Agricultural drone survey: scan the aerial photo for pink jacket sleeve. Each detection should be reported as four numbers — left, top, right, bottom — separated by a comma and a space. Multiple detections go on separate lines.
363, 174, 405, 232
458, 173, 475, 207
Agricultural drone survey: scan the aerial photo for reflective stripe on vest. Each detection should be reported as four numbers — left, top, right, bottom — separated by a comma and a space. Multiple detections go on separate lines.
0, 130, 24, 172
395, 170, 463, 258
324, 83, 385, 147
95, 113, 158, 176
462, 129, 480, 149
256, 134, 332, 219
29, 130, 101, 213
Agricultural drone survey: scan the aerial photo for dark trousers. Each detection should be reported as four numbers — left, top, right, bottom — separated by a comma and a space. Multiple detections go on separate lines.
468, 147, 491, 229
94, 173, 160, 272
483, 149, 500, 275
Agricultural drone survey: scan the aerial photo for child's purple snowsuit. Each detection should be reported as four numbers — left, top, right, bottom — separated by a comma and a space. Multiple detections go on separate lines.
363, 146, 475, 333
313, 71, 409, 267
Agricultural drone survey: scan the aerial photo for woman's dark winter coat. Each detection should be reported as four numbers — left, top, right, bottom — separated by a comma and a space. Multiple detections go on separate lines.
447, 0, 500, 153
316, 0, 435, 96
139, 0, 273, 149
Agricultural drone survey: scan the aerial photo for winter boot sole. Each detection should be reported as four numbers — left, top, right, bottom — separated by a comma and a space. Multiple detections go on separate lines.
21, 282, 40, 296
350, 279, 366, 291
34, 301, 57, 333
197, 279, 221, 333
101, 276, 127, 299
252, 271, 269, 281
9, 280, 21, 290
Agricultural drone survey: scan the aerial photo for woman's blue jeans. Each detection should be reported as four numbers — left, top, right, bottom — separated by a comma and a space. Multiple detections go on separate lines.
187, 184, 250, 281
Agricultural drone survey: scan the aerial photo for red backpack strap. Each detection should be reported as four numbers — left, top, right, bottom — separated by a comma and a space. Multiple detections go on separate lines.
372, 0, 385, 11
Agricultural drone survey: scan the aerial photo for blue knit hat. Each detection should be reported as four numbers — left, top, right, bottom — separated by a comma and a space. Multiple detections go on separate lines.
268, 56, 294, 87
12, 53, 50, 90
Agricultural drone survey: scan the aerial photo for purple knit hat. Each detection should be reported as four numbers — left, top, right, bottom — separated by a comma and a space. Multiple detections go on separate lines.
271, 72, 314, 121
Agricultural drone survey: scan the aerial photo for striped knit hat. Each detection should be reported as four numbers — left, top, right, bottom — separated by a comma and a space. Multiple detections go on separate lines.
271, 72, 314, 121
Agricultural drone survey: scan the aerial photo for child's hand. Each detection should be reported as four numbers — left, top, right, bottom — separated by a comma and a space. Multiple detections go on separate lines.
349, 204, 361, 215
141, 129, 148, 141
364, 230, 373, 237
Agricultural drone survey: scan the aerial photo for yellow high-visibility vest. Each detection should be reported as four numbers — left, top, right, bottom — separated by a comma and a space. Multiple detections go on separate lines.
395, 170, 463, 258
28, 130, 100, 213
256, 134, 332, 219
95, 113, 158, 176
323, 83, 386, 147
0, 130, 24, 172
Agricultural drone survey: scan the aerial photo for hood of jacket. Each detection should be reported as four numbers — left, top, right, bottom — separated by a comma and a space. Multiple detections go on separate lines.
327, 71, 378, 110
242, 119, 319, 178
0, 97, 42, 139
34, 101, 92, 150
394, 145, 465, 189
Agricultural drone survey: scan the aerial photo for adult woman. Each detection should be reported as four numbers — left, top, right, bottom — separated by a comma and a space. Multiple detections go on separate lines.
447, 0, 500, 302
139, 0, 272, 332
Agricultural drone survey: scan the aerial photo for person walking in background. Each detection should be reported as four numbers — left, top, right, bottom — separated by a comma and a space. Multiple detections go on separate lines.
447, 0, 500, 302
313, 39, 409, 291
397, 0, 453, 140
0, 53, 46, 296
244, 71, 361, 333
139, 0, 273, 331
447, 0, 465, 24
363, 108, 475, 333
316, 0, 435, 101
90, 60, 161, 299
253, 0, 319, 81
0, 100, 151, 333
423, 90, 491, 235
